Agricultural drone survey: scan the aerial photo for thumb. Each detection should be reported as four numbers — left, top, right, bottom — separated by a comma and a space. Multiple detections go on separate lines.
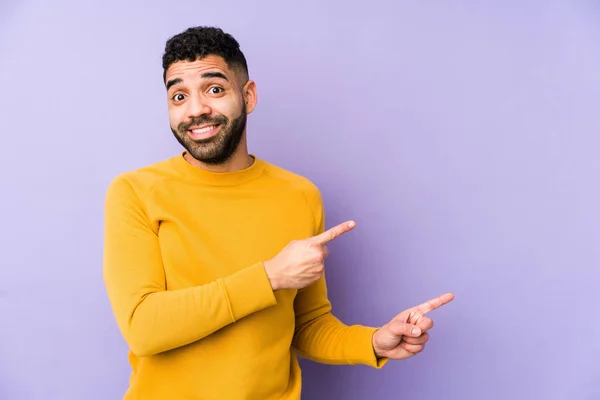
387, 319, 422, 338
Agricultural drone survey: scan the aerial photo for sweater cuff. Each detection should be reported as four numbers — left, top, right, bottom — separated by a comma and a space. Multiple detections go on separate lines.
345, 325, 389, 368
221, 261, 278, 321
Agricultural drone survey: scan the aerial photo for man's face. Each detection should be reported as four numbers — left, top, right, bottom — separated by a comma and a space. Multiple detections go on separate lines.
165, 55, 254, 165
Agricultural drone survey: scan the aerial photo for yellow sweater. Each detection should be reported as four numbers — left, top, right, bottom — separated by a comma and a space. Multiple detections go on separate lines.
103, 153, 386, 400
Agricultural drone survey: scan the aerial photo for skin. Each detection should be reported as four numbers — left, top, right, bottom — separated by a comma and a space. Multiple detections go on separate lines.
164, 54, 454, 361
164, 54, 258, 172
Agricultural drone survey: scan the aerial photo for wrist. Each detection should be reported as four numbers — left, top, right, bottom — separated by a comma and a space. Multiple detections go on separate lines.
263, 261, 281, 291
372, 328, 384, 358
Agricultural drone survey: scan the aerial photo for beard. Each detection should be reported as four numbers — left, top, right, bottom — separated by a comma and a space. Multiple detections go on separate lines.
171, 104, 247, 165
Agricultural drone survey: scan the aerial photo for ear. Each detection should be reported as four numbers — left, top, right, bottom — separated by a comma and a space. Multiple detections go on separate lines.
242, 80, 258, 114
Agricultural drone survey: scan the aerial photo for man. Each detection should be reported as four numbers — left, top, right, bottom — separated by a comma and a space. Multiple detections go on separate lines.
103, 26, 454, 400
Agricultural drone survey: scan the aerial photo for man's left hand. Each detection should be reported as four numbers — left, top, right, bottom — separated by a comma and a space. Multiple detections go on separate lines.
372, 292, 454, 360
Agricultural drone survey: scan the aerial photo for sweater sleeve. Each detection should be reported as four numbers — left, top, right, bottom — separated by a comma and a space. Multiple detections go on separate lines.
291, 186, 388, 368
102, 175, 278, 357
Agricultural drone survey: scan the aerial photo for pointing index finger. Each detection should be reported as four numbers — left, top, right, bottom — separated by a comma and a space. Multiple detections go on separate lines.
311, 220, 356, 245
413, 292, 455, 315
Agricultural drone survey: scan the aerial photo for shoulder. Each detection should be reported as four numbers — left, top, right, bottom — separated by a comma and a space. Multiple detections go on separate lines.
260, 159, 325, 232
105, 157, 177, 204
261, 159, 323, 203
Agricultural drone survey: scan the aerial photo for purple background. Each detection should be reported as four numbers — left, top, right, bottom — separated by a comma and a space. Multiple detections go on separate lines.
1, 1, 599, 399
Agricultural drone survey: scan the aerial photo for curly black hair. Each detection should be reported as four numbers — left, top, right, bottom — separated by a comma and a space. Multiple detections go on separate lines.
161, 26, 249, 83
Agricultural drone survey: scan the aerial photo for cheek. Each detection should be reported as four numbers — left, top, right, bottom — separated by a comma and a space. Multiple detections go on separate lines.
214, 97, 243, 118
168, 106, 185, 127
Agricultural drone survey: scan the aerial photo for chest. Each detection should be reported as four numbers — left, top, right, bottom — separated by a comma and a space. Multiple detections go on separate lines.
151, 184, 315, 286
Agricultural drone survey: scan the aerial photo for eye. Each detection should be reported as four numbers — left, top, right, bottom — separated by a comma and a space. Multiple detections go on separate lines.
172, 93, 186, 102
208, 86, 224, 94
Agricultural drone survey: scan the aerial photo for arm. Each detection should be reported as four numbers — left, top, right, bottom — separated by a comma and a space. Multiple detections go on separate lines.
292, 274, 386, 368
290, 187, 388, 368
102, 176, 277, 357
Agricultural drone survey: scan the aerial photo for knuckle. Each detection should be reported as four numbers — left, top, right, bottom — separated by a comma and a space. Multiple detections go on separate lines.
419, 317, 433, 330
318, 250, 326, 262
315, 247, 327, 261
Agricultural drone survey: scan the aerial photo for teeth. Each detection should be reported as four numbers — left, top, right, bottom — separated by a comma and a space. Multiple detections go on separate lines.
191, 125, 217, 134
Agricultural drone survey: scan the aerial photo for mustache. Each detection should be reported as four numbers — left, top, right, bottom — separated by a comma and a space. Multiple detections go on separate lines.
178, 115, 228, 132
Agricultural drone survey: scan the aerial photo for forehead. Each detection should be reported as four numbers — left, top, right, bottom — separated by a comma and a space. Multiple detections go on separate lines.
165, 55, 233, 82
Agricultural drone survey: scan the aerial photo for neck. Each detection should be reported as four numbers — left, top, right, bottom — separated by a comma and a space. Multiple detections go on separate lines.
183, 138, 254, 173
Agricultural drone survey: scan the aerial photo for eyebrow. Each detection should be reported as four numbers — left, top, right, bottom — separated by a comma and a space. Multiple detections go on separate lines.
166, 72, 229, 91
201, 71, 229, 81
166, 78, 182, 91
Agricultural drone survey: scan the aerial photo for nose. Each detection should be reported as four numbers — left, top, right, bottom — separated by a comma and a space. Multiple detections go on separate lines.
185, 94, 212, 120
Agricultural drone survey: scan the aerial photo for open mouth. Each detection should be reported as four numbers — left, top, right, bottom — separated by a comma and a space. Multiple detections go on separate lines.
187, 124, 220, 140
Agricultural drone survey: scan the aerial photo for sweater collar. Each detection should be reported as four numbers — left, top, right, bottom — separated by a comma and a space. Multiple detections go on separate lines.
170, 151, 267, 186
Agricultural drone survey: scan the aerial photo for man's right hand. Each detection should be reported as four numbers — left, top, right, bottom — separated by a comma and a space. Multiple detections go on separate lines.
263, 221, 356, 291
